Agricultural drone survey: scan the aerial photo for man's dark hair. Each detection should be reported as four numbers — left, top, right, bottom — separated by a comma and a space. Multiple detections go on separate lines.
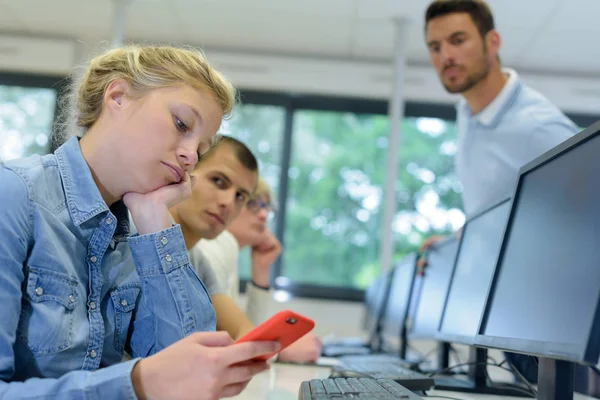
425, 0, 495, 38
197, 134, 258, 172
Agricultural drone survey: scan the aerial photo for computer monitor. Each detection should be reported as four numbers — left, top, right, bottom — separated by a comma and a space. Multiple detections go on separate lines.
437, 197, 512, 345
379, 253, 417, 353
432, 198, 530, 397
363, 269, 394, 337
475, 121, 600, 399
409, 236, 459, 340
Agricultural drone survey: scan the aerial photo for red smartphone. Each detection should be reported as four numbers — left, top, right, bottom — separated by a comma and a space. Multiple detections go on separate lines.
234, 310, 315, 361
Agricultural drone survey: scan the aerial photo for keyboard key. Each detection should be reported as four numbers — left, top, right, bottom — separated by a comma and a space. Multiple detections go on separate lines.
346, 378, 368, 393
359, 378, 389, 393
333, 378, 359, 394
322, 379, 342, 395
310, 379, 326, 394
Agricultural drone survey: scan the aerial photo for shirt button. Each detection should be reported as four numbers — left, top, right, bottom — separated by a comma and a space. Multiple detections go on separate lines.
165, 254, 172, 262
35, 287, 43, 296
106, 218, 113, 224
89, 301, 96, 310
160, 236, 168, 245
90, 256, 97, 263
89, 349, 97, 358
69, 294, 76, 303
121, 299, 128, 307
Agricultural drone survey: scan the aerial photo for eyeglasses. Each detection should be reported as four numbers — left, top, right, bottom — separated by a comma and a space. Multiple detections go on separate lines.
246, 198, 276, 217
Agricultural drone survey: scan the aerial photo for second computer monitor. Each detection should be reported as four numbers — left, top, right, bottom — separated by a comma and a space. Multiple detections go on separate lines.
437, 198, 511, 345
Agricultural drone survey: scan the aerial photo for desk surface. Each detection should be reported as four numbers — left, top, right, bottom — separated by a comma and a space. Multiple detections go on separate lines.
231, 363, 597, 400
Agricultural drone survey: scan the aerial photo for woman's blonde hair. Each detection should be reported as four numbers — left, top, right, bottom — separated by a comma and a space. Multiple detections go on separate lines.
53, 44, 236, 144
253, 178, 274, 205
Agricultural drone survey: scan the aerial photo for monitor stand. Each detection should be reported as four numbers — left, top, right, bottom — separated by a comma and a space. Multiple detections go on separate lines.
438, 341, 451, 370
538, 358, 574, 400
432, 347, 534, 397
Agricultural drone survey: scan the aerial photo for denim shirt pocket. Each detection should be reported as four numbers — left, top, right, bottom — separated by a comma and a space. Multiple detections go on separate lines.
18, 267, 79, 356
110, 285, 140, 354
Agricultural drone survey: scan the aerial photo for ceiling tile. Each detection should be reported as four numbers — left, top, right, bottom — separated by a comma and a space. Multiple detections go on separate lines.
175, 5, 353, 57
0, 2, 28, 31
125, 0, 187, 44
4, 0, 112, 41
518, 27, 600, 75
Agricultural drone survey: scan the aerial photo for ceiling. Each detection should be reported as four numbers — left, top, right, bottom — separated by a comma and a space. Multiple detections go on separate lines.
0, 0, 598, 77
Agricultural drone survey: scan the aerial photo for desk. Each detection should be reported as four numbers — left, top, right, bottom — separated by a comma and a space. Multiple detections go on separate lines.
231, 363, 598, 400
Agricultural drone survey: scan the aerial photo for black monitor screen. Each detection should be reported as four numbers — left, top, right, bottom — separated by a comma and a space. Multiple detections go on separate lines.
364, 271, 392, 332
438, 199, 511, 344
410, 237, 459, 339
478, 129, 600, 363
381, 253, 417, 341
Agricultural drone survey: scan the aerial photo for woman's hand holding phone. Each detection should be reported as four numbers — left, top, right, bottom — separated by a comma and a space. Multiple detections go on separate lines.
234, 310, 315, 362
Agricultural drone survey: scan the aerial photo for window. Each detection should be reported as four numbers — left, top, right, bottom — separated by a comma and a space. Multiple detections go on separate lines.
0, 73, 67, 161
218, 103, 286, 279
391, 117, 463, 265
0, 85, 57, 160
283, 110, 387, 289
282, 111, 463, 290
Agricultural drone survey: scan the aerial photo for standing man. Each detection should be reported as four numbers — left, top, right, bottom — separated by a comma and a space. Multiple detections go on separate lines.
425, 0, 578, 219
421, 0, 583, 387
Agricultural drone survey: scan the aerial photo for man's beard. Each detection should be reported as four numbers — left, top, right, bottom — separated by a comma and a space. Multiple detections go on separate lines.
443, 48, 491, 94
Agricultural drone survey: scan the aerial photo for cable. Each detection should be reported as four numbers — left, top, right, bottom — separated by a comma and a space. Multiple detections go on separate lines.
449, 345, 463, 369
426, 361, 487, 377
487, 354, 499, 365
407, 343, 430, 361
503, 356, 538, 397
426, 361, 538, 397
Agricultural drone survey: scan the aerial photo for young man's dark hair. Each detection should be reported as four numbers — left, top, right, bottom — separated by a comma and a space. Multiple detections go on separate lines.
197, 134, 258, 173
425, 0, 495, 38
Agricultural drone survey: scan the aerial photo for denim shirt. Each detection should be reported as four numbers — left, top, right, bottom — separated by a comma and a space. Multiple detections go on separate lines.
0, 136, 216, 399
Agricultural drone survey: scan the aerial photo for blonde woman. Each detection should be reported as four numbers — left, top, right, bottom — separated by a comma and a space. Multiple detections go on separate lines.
0, 46, 277, 400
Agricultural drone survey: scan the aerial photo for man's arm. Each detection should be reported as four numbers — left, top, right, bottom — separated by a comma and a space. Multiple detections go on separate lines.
212, 294, 255, 340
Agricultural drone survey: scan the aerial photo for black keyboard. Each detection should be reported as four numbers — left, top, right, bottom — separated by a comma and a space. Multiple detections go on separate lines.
335, 356, 434, 392
299, 378, 423, 399
322, 345, 373, 357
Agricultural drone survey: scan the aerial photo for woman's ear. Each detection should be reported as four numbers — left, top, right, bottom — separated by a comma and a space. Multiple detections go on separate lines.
103, 79, 131, 113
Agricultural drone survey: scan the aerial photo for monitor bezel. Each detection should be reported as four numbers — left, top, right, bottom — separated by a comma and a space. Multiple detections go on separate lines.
436, 196, 512, 346
474, 120, 600, 365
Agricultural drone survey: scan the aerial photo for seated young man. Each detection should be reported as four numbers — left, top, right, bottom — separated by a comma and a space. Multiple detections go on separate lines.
197, 179, 322, 363
169, 136, 320, 361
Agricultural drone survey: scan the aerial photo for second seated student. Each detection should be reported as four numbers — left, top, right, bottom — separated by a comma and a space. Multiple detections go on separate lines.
0, 45, 279, 400
169, 137, 322, 363
205, 178, 323, 362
